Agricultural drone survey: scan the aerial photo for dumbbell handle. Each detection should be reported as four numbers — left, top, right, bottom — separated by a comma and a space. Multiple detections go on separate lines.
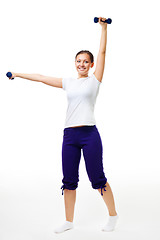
6, 72, 14, 80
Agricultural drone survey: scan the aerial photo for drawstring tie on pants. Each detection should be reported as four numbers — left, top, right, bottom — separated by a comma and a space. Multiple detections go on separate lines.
61, 184, 107, 196
61, 185, 65, 195
100, 185, 107, 196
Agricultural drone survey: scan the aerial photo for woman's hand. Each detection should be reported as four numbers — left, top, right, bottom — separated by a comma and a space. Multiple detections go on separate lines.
8, 72, 16, 79
98, 17, 107, 29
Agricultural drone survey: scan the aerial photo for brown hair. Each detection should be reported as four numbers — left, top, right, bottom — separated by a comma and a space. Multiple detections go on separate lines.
75, 50, 94, 63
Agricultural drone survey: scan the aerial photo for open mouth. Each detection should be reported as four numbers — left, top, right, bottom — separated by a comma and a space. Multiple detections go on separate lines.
78, 67, 86, 71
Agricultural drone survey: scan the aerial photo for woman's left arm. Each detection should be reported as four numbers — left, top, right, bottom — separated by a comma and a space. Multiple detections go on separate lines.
94, 17, 107, 82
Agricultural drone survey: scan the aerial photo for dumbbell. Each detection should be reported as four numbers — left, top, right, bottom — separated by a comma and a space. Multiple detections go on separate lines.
6, 72, 14, 80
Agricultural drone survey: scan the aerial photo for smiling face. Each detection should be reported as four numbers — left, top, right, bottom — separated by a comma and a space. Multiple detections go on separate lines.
75, 53, 94, 78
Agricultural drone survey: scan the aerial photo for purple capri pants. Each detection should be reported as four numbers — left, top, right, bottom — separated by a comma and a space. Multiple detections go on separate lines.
61, 125, 107, 196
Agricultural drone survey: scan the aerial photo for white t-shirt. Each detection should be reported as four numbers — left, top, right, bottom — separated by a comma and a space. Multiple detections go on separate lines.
62, 73, 101, 128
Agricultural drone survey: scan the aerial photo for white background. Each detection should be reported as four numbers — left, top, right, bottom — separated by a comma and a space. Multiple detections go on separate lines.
0, 0, 160, 239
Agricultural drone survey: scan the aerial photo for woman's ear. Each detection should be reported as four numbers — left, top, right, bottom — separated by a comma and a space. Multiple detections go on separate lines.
91, 62, 94, 68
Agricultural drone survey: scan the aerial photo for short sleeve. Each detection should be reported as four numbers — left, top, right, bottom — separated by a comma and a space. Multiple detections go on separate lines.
92, 74, 102, 85
62, 77, 73, 91
62, 78, 66, 90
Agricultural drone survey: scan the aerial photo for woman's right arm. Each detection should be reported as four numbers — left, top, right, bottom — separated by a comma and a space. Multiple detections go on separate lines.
10, 72, 63, 88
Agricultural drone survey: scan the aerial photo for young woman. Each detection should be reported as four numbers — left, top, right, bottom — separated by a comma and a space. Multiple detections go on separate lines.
8, 17, 118, 233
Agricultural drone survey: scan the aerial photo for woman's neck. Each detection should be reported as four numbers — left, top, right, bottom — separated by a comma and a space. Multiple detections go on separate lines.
77, 74, 88, 79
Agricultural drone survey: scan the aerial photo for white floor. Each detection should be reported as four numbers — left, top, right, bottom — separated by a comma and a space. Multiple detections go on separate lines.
0, 182, 160, 240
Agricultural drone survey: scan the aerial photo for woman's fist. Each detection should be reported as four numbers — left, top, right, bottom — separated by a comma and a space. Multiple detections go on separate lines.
98, 17, 107, 29
6, 72, 16, 80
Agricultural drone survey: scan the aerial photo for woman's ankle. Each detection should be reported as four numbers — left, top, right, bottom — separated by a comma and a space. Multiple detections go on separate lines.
66, 219, 73, 223
109, 211, 117, 216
